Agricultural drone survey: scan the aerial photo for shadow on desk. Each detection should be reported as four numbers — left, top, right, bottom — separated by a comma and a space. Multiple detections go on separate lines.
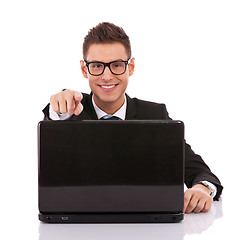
184, 199, 223, 235
38, 200, 222, 240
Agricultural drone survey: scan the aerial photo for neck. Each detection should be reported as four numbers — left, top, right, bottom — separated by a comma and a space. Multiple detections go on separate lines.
93, 94, 125, 115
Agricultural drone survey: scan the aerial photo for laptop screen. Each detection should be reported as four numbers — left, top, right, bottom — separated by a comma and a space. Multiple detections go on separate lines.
38, 120, 184, 213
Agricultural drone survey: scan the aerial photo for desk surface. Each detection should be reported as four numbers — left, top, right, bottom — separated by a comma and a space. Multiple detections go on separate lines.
1, 195, 238, 239
36, 199, 234, 240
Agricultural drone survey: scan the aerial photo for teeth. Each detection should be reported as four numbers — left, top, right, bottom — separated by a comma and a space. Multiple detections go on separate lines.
101, 85, 115, 89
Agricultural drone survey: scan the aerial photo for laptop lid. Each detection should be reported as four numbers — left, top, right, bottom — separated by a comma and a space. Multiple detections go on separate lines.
38, 120, 184, 214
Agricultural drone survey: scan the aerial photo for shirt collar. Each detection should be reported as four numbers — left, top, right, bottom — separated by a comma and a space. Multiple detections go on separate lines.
92, 95, 127, 120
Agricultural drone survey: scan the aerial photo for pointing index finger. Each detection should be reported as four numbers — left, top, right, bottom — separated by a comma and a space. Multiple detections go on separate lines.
74, 91, 83, 102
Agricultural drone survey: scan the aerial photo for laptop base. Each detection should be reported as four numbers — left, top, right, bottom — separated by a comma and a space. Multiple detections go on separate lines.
39, 212, 184, 223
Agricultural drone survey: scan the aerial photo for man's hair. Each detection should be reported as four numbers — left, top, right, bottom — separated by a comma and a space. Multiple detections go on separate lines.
83, 22, 131, 60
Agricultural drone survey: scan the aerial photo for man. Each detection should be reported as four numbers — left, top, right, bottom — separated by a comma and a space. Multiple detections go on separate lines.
43, 22, 223, 214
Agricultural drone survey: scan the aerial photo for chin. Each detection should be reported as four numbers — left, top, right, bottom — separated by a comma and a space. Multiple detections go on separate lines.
98, 95, 119, 104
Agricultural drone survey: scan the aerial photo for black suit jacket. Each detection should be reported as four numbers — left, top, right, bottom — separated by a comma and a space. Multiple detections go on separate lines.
43, 92, 223, 200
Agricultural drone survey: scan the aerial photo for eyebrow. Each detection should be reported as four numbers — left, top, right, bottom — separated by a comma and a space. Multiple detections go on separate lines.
86, 59, 126, 62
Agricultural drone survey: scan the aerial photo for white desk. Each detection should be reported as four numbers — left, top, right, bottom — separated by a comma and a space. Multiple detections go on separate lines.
37, 199, 232, 240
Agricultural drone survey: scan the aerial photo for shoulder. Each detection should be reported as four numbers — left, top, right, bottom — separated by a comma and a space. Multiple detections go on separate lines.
132, 97, 166, 109
128, 95, 170, 120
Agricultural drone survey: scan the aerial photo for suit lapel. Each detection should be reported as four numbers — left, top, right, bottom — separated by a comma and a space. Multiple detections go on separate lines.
125, 94, 138, 120
84, 92, 98, 120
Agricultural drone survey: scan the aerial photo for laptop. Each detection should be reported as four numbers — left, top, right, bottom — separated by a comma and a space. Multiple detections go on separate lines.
38, 120, 185, 223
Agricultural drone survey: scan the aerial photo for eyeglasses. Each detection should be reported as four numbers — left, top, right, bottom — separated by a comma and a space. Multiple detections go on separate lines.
84, 59, 130, 76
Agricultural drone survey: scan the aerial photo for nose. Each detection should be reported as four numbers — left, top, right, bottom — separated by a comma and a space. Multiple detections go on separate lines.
101, 65, 113, 81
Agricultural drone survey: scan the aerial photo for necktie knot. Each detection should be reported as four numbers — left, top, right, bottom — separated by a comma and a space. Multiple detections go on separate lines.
100, 116, 120, 120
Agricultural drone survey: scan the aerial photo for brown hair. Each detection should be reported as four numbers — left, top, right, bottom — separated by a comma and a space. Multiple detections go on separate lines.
83, 22, 131, 59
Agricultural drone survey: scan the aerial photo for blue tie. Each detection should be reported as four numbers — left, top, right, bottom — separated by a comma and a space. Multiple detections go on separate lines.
100, 116, 120, 120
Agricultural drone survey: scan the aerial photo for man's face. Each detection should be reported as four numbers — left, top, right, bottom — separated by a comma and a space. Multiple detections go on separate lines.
80, 43, 134, 112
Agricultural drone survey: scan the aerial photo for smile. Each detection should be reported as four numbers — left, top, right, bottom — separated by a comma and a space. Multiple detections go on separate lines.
99, 83, 119, 89
101, 85, 116, 89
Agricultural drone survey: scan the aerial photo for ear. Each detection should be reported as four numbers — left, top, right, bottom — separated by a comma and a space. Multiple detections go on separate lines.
80, 60, 88, 79
128, 58, 135, 76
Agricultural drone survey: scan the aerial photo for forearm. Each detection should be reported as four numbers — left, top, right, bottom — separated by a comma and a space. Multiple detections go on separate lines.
184, 142, 223, 200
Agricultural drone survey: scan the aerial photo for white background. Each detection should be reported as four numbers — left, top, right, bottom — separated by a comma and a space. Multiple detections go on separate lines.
0, 0, 239, 239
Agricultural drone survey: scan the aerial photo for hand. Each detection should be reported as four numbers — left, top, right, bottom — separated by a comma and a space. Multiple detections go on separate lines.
183, 184, 213, 214
50, 89, 83, 116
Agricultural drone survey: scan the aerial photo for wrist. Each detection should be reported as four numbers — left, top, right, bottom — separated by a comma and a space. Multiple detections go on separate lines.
193, 182, 215, 197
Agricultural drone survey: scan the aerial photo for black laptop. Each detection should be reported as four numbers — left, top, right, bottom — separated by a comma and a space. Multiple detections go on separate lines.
38, 120, 185, 223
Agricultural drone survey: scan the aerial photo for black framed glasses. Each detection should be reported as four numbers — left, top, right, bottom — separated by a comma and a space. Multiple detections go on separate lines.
84, 59, 130, 76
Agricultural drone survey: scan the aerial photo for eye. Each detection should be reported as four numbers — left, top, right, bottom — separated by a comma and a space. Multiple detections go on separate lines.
90, 63, 103, 69
112, 62, 124, 68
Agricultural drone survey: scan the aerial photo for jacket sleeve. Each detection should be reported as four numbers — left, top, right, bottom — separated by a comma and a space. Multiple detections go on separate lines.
184, 143, 223, 200
42, 103, 51, 120
162, 104, 223, 200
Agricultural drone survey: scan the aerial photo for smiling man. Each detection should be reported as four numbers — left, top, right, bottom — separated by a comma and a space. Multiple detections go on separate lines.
43, 22, 223, 214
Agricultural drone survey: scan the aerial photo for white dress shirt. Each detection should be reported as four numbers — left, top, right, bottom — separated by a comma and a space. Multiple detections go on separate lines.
48, 95, 217, 198
92, 95, 126, 120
